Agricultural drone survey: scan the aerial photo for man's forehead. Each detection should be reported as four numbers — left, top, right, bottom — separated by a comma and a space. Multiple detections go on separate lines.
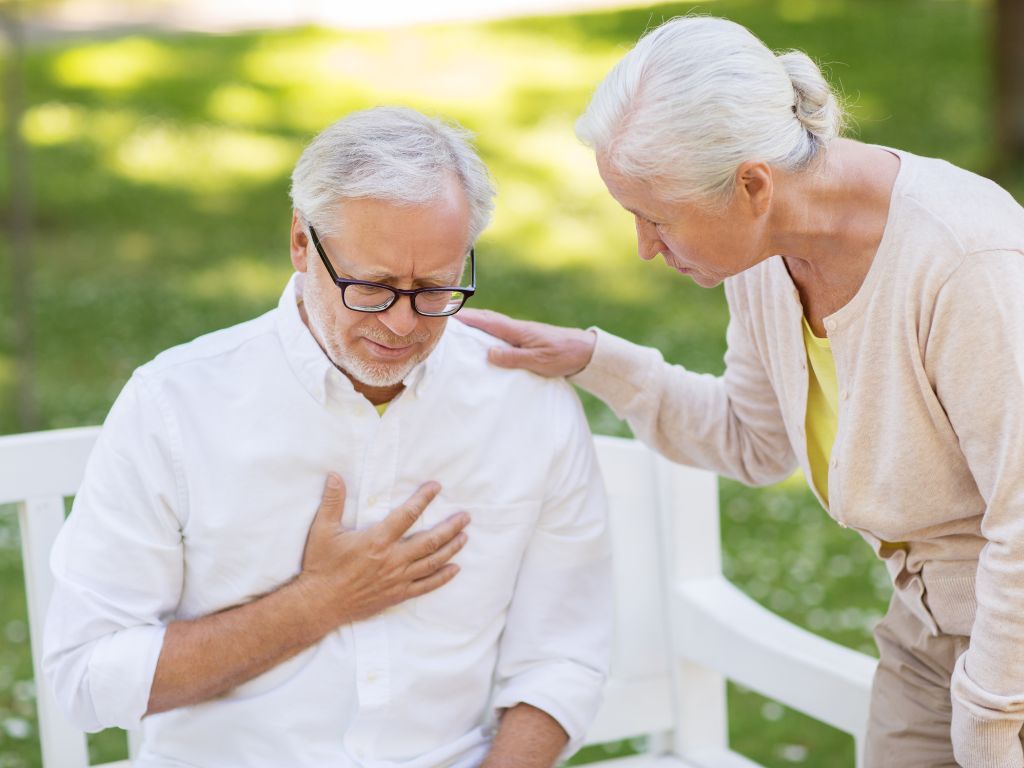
326, 239, 469, 285
330, 178, 469, 227
321, 190, 472, 283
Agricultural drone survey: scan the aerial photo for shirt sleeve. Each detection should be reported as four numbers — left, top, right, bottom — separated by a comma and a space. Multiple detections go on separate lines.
490, 381, 613, 759
924, 250, 1024, 768
568, 280, 795, 486
43, 371, 185, 733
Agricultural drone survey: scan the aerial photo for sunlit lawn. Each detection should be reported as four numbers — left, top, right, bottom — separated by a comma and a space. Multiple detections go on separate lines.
0, 0, 1017, 765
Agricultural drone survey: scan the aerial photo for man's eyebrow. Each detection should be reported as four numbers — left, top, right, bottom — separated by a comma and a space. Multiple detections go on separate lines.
339, 266, 462, 287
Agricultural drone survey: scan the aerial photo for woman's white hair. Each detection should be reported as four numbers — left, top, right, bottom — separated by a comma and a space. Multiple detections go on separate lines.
576, 16, 846, 206
290, 106, 495, 243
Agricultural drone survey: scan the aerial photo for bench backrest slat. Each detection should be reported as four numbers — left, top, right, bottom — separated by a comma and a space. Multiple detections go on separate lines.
7, 427, 101, 767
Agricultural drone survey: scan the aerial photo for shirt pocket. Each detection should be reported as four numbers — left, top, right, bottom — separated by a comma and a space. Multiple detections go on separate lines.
413, 501, 540, 628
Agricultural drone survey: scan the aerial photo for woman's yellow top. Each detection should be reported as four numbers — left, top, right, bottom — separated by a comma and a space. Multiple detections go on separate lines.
802, 315, 838, 506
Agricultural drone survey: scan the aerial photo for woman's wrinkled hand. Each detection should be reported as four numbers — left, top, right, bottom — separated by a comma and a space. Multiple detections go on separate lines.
457, 308, 597, 378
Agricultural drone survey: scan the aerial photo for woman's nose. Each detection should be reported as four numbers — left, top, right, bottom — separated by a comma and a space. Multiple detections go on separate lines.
635, 217, 665, 262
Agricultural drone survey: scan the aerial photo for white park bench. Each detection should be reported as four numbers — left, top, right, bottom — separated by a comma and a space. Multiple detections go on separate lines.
0, 427, 877, 768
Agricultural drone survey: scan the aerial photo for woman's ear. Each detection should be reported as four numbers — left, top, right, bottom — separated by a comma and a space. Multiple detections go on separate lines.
736, 161, 773, 217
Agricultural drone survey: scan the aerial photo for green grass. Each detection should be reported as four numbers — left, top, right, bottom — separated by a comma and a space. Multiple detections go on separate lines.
0, 0, 1018, 765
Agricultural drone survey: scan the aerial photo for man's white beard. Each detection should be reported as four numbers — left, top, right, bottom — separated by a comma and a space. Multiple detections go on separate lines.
303, 281, 437, 388
327, 332, 424, 388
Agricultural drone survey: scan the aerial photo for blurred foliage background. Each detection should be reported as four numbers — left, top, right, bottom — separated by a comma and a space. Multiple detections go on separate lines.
1, 0, 1021, 765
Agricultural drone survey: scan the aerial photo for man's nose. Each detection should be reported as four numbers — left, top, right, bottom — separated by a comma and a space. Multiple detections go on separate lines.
635, 218, 665, 262
377, 296, 420, 338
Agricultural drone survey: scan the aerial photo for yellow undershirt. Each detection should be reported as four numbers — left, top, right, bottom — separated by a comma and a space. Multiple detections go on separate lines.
802, 316, 838, 507
375, 402, 389, 416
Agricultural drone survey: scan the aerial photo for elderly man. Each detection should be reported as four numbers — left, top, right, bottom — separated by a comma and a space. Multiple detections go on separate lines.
43, 107, 611, 768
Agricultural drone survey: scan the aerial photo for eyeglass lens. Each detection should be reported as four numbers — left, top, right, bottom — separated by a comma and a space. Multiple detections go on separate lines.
343, 286, 468, 316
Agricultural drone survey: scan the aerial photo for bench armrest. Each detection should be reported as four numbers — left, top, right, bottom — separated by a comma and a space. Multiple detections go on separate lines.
671, 576, 876, 739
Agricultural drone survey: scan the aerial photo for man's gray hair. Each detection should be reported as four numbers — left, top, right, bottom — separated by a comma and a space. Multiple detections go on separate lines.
290, 106, 496, 244
576, 16, 846, 207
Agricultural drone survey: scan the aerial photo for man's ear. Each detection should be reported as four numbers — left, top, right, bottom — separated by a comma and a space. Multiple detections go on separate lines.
290, 211, 309, 273
735, 161, 773, 217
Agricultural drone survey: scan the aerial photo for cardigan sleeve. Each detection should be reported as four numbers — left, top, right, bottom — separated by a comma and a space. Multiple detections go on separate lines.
925, 249, 1024, 768
569, 279, 796, 485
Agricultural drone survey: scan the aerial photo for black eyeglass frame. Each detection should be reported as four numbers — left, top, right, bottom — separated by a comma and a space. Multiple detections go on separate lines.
308, 225, 476, 317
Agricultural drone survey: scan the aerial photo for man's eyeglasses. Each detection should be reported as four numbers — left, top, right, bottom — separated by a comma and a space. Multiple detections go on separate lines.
308, 225, 475, 318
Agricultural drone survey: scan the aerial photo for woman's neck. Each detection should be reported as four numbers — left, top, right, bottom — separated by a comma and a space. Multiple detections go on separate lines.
770, 139, 901, 327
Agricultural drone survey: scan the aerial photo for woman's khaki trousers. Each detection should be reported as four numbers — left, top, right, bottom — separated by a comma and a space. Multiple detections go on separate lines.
864, 593, 970, 767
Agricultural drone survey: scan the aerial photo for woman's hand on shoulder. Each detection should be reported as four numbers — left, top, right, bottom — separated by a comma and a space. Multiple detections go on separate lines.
457, 308, 597, 379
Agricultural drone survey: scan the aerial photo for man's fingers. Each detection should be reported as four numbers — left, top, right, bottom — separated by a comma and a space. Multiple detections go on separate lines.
404, 511, 470, 561
313, 473, 347, 528
379, 481, 442, 541
405, 563, 460, 599
406, 530, 468, 580
457, 308, 526, 345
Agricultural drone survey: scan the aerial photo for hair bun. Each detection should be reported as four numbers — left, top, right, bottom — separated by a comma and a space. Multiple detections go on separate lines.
777, 50, 843, 143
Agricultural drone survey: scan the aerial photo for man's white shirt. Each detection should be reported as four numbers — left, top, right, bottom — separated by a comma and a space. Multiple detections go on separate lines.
43, 274, 612, 767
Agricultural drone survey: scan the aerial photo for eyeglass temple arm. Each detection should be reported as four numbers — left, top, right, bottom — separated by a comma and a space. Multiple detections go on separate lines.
307, 225, 341, 282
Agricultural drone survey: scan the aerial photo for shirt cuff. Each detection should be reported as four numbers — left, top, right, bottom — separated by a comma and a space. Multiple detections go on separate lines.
87, 624, 166, 730
951, 652, 1024, 768
492, 660, 605, 760
568, 328, 662, 417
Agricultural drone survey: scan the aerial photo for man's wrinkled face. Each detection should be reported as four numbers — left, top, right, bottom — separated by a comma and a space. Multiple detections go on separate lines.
290, 177, 471, 400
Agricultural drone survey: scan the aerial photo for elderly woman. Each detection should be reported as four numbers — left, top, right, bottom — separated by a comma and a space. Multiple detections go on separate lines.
460, 15, 1024, 768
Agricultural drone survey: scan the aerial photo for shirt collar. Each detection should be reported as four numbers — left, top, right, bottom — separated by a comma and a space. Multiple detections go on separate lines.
275, 273, 332, 405
274, 272, 447, 407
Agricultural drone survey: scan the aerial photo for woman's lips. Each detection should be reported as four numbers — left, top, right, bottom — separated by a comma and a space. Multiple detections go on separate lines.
663, 255, 693, 275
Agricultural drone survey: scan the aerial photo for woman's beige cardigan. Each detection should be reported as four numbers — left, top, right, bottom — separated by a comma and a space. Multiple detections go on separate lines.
570, 149, 1024, 767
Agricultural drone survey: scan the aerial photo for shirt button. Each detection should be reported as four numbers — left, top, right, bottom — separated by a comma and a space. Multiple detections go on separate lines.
840, 390, 849, 401
367, 671, 379, 683
830, 457, 838, 469
838, 521, 848, 529
367, 495, 380, 507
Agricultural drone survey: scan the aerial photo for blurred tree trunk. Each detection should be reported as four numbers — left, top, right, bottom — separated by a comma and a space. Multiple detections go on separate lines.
1, 0, 41, 430
995, 0, 1024, 173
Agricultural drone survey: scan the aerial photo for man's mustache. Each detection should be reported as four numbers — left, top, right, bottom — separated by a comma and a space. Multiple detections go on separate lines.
360, 327, 433, 346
